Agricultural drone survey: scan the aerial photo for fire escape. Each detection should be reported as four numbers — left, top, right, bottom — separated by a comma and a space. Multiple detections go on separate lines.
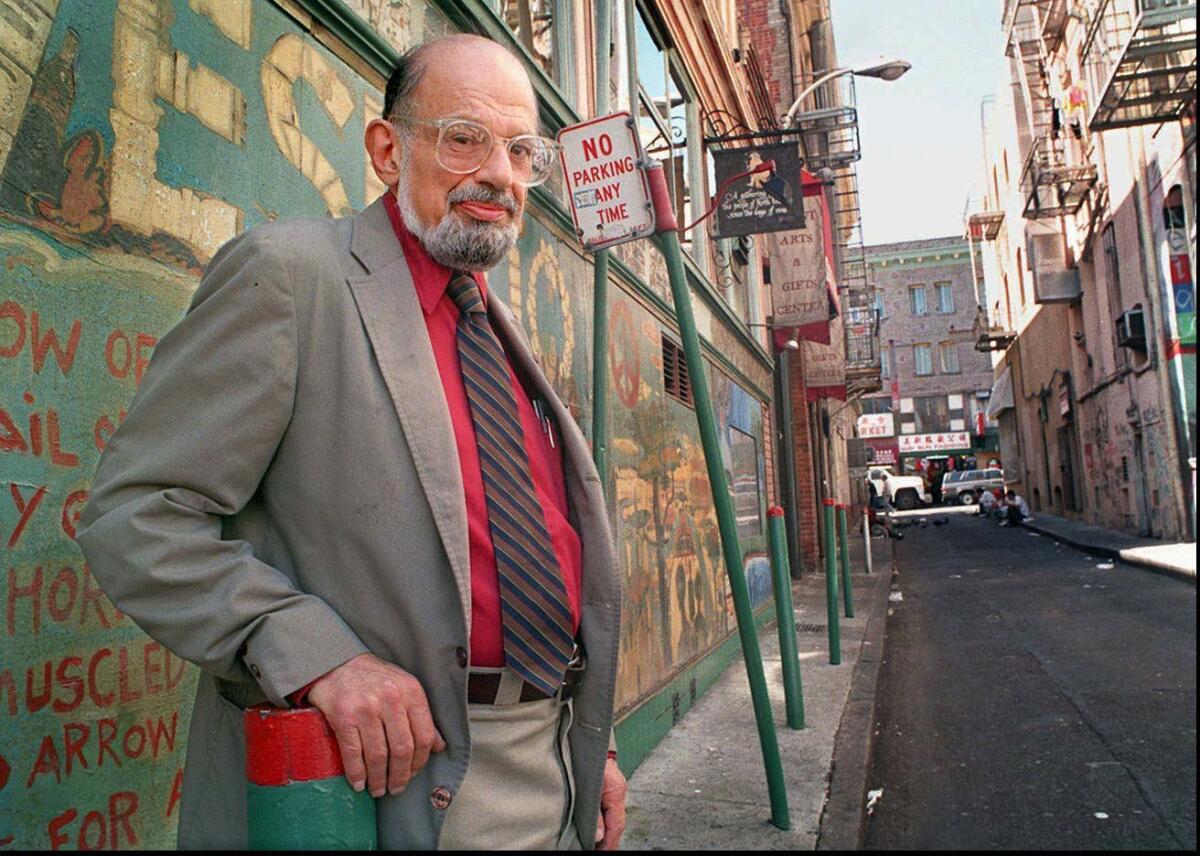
1081, 0, 1196, 130
1007, 0, 1097, 302
792, 73, 881, 396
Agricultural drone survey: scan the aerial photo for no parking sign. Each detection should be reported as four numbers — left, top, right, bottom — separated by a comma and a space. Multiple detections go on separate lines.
558, 112, 655, 251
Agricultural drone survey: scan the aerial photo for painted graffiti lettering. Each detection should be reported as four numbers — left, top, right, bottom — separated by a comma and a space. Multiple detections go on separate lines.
0, 393, 80, 467
0, 643, 186, 717
3, 486, 91, 547
5, 566, 123, 637
26, 714, 179, 789
7, 483, 48, 548
0, 301, 82, 377
103, 328, 156, 385
44, 790, 140, 850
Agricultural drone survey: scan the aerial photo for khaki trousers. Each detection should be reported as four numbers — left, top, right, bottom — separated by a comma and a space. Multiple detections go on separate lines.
439, 668, 581, 851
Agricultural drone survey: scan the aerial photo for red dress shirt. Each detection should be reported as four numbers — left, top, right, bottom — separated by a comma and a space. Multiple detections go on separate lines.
383, 192, 582, 667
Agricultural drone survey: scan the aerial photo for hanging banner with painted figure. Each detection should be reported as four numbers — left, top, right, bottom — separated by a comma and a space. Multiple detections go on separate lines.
712, 143, 804, 239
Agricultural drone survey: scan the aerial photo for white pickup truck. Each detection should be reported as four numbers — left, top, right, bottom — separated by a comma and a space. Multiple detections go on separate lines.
867, 467, 931, 511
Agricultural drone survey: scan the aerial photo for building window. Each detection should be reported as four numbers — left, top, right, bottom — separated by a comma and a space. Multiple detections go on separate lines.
635, 10, 695, 259
500, 1, 575, 105
874, 289, 886, 320
913, 343, 933, 375
935, 282, 955, 314
880, 347, 891, 378
662, 335, 693, 406
913, 395, 950, 433
1101, 222, 1127, 370
940, 342, 960, 373
861, 397, 892, 415
909, 285, 927, 316
729, 427, 762, 539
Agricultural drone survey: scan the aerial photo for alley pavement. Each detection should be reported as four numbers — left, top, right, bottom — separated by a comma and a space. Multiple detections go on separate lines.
622, 534, 892, 850
620, 504, 1195, 850
865, 510, 1196, 849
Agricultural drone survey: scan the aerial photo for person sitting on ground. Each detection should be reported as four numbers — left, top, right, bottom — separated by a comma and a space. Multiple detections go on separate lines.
1000, 489, 1032, 527
976, 487, 1000, 519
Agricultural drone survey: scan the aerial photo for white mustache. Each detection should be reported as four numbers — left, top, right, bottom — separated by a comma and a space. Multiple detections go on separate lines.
447, 186, 518, 215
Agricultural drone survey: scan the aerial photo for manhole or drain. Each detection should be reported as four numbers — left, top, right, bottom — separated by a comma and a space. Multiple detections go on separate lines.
795, 622, 826, 633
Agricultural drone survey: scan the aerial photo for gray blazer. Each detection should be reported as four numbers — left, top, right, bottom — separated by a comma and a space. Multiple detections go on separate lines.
77, 196, 621, 850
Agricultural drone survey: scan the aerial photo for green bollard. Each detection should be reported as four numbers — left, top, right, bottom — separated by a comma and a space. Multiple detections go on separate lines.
768, 507, 805, 729
245, 705, 377, 850
822, 499, 841, 665
837, 504, 854, 618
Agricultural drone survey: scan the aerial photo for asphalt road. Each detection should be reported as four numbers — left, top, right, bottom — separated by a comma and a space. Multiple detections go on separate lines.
863, 509, 1197, 850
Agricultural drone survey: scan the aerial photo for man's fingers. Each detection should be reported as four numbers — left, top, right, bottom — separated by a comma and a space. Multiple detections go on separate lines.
601, 803, 626, 850
382, 707, 415, 795
360, 718, 389, 798
406, 699, 446, 776
334, 725, 367, 792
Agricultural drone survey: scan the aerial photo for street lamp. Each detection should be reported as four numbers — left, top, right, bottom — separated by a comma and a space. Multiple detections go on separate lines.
783, 59, 912, 127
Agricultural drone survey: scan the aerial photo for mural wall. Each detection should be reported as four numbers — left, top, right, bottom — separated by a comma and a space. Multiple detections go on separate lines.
1, 0, 773, 846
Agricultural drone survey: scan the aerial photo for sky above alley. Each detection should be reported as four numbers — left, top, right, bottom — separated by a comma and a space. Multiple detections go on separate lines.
831, 0, 1008, 246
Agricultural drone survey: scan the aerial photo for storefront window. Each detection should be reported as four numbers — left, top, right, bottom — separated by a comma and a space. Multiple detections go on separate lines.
729, 426, 762, 538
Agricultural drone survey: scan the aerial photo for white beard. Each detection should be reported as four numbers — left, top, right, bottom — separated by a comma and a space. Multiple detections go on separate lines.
395, 150, 520, 272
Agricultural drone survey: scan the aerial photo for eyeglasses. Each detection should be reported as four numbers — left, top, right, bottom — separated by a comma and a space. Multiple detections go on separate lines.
395, 117, 561, 188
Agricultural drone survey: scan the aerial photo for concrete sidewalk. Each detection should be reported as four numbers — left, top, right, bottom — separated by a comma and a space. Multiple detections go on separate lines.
621, 537, 894, 850
1022, 513, 1196, 582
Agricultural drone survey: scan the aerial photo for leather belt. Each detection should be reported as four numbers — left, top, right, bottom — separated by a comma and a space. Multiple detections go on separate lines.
467, 649, 585, 705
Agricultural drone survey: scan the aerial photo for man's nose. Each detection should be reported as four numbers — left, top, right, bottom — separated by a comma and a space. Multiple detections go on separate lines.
473, 137, 515, 190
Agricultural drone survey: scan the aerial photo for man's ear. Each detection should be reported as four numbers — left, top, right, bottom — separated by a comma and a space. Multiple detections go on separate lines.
365, 118, 402, 189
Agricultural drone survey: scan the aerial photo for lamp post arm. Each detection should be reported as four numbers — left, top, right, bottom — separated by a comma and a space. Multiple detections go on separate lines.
783, 67, 851, 127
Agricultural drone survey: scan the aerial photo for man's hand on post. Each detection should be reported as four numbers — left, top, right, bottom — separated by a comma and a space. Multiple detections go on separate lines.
594, 756, 627, 850
306, 652, 447, 798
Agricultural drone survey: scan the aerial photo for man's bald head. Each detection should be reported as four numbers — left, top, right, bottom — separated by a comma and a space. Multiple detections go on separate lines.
383, 34, 535, 122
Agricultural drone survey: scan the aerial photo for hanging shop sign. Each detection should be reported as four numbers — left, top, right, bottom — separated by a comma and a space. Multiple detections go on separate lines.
768, 194, 830, 328
898, 432, 972, 454
711, 142, 804, 239
865, 440, 899, 466
558, 112, 655, 251
857, 413, 895, 438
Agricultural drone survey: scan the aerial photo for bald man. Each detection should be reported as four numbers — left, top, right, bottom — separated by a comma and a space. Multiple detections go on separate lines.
79, 35, 625, 850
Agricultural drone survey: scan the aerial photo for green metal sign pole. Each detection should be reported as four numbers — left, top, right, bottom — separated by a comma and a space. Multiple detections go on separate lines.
590, 0, 612, 480
822, 499, 841, 665
646, 164, 789, 830
836, 504, 854, 618
768, 507, 805, 730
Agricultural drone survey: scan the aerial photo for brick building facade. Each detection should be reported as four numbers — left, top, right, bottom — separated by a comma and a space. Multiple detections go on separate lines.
861, 236, 1001, 476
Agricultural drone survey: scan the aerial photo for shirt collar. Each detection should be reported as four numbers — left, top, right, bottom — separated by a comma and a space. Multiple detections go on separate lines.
381, 190, 488, 316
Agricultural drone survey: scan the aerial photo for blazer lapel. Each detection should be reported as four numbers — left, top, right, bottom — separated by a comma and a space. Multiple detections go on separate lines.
346, 197, 472, 626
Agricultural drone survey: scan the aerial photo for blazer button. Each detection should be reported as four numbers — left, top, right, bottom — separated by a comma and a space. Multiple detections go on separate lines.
430, 786, 453, 810
455, 647, 468, 668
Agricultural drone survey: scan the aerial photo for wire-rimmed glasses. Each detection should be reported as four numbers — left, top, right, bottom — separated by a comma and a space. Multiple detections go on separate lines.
395, 117, 561, 187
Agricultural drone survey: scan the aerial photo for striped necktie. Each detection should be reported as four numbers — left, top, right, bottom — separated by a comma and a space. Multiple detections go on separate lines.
446, 272, 575, 696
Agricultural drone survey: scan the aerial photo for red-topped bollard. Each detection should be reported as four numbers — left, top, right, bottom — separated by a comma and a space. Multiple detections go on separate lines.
245, 705, 377, 850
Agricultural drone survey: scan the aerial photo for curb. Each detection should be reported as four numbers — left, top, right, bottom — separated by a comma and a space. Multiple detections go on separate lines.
1024, 521, 1196, 585
814, 544, 895, 851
